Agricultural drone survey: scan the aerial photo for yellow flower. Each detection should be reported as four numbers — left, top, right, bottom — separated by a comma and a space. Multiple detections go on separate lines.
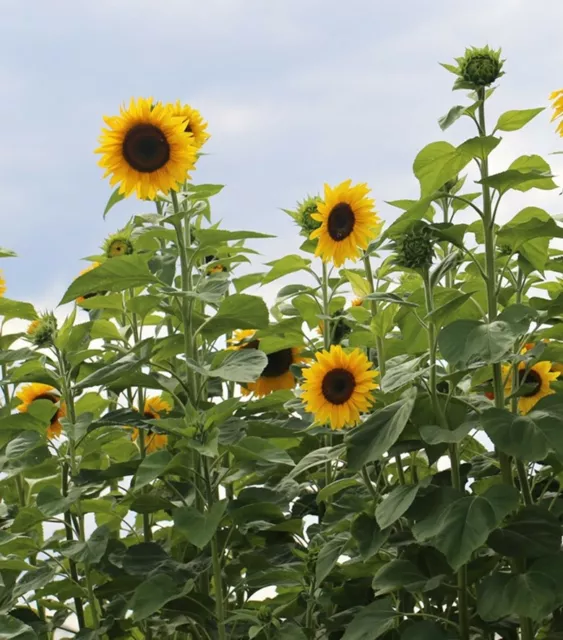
76, 262, 103, 304
131, 396, 172, 454
550, 89, 563, 137
96, 97, 197, 200
301, 345, 378, 430
168, 101, 210, 149
351, 298, 363, 307
0, 271, 5, 297
27, 320, 40, 336
16, 383, 66, 439
103, 231, 134, 258
503, 361, 560, 414
228, 330, 308, 398
310, 180, 380, 267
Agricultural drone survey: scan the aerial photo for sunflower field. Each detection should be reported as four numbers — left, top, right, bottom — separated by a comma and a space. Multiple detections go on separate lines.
1, 45, 563, 640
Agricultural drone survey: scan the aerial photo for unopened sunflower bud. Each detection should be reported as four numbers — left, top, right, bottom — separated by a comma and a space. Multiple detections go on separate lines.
26, 312, 57, 347
295, 195, 323, 236
395, 224, 435, 271
449, 46, 504, 89
103, 231, 134, 258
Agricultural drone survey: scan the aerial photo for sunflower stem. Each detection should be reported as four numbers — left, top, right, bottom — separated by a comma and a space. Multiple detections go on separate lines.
319, 261, 334, 492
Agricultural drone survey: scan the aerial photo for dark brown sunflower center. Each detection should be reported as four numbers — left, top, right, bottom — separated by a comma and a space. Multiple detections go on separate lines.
518, 369, 542, 397
327, 203, 355, 241
144, 410, 157, 420
262, 349, 294, 378
185, 123, 193, 134
123, 124, 170, 173
35, 393, 59, 424
322, 368, 356, 405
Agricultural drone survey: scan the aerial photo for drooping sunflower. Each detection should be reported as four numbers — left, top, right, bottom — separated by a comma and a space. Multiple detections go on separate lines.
131, 396, 171, 454
503, 361, 560, 414
550, 89, 563, 137
168, 101, 210, 149
0, 271, 5, 297
76, 262, 103, 304
228, 330, 308, 397
16, 383, 66, 439
310, 180, 381, 267
96, 97, 197, 200
301, 345, 378, 430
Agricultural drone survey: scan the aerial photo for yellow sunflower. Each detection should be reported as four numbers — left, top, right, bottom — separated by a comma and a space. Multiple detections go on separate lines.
0, 271, 5, 297
550, 89, 563, 137
522, 341, 563, 374
310, 180, 381, 267
76, 262, 102, 304
131, 396, 171, 454
301, 345, 378, 430
503, 361, 560, 414
96, 97, 197, 200
168, 101, 210, 149
228, 330, 308, 397
16, 383, 66, 439
27, 320, 40, 336
351, 298, 363, 307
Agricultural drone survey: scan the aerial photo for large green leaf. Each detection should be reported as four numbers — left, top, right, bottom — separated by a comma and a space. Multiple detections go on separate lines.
346, 388, 417, 470
413, 484, 519, 570
341, 598, 397, 640
60, 255, 159, 304
130, 573, 193, 621
413, 141, 472, 197
315, 533, 351, 583
375, 484, 421, 529
173, 500, 228, 548
438, 319, 517, 367
60, 525, 110, 564
207, 349, 268, 383
350, 514, 389, 560
0, 298, 37, 322
458, 135, 500, 160
229, 436, 294, 466
372, 559, 428, 595
479, 154, 557, 194
200, 294, 269, 338
0, 615, 37, 639
481, 395, 563, 461
134, 450, 173, 490
401, 622, 447, 640
494, 107, 544, 132
261, 255, 311, 285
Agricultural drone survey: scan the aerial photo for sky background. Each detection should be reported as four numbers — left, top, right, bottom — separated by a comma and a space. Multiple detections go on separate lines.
2, 0, 563, 315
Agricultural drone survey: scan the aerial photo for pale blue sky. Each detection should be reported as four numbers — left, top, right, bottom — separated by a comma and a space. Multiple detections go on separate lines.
2, 0, 563, 309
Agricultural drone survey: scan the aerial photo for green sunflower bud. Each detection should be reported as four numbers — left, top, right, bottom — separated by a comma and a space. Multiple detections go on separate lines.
446, 46, 504, 90
499, 244, 512, 256
26, 312, 58, 348
257, 606, 272, 623
103, 230, 134, 259
395, 224, 435, 271
292, 195, 323, 236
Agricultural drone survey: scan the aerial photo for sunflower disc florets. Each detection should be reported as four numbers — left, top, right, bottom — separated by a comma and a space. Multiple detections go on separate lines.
103, 230, 134, 259
26, 312, 58, 347
395, 224, 435, 271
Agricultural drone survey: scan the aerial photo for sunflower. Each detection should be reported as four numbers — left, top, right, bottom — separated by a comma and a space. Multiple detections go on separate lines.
522, 341, 563, 374
503, 361, 560, 414
103, 230, 134, 258
301, 345, 378, 430
168, 101, 210, 149
228, 330, 308, 397
351, 298, 363, 307
16, 383, 66, 439
310, 180, 380, 267
131, 396, 171, 454
0, 271, 5, 297
550, 89, 563, 137
96, 97, 197, 200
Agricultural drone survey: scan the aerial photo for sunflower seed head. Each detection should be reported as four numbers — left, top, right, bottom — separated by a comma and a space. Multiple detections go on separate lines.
103, 229, 134, 259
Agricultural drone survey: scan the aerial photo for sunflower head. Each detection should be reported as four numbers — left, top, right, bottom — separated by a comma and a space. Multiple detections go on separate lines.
26, 312, 57, 347
168, 101, 210, 149
96, 97, 197, 200
131, 428, 168, 454
310, 180, 381, 267
16, 383, 66, 439
394, 223, 435, 272
503, 361, 560, 414
301, 345, 378, 430
143, 396, 172, 420
447, 46, 504, 89
103, 230, 134, 259
550, 89, 563, 137
0, 271, 5, 297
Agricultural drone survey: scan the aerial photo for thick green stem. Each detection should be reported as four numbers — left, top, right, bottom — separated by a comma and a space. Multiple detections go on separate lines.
319, 262, 334, 493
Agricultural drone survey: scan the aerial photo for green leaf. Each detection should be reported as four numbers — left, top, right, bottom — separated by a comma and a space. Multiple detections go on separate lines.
350, 514, 389, 560
134, 450, 173, 490
0, 615, 37, 639
363, 292, 418, 307
187, 183, 224, 199
480, 154, 557, 194
341, 598, 397, 640
372, 559, 427, 595
380, 356, 429, 393
76, 353, 142, 389
401, 622, 447, 640
103, 186, 125, 218
13, 566, 56, 598
438, 105, 470, 131
208, 349, 268, 383
438, 319, 517, 367
200, 294, 269, 338
414, 485, 519, 570
229, 436, 294, 466
287, 445, 344, 480
488, 505, 562, 558
60, 255, 159, 304
342, 270, 371, 297
195, 228, 273, 248
130, 573, 192, 621
413, 141, 472, 197
60, 525, 110, 564
481, 396, 563, 462
261, 255, 311, 285
0, 248, 17, 258
458, 135, 500, 160
420, 422, 473, 445
495, 107, 544, 132
376, 484, 421, 529
425, 292, 477, 328
315, 533, 350, 583
317, 478, 359, 503
346, 388, 417, 470
233, 272, 266, 293
0, 298, 37, 322
173, 500, 228, 548
36, 486, 74, 516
